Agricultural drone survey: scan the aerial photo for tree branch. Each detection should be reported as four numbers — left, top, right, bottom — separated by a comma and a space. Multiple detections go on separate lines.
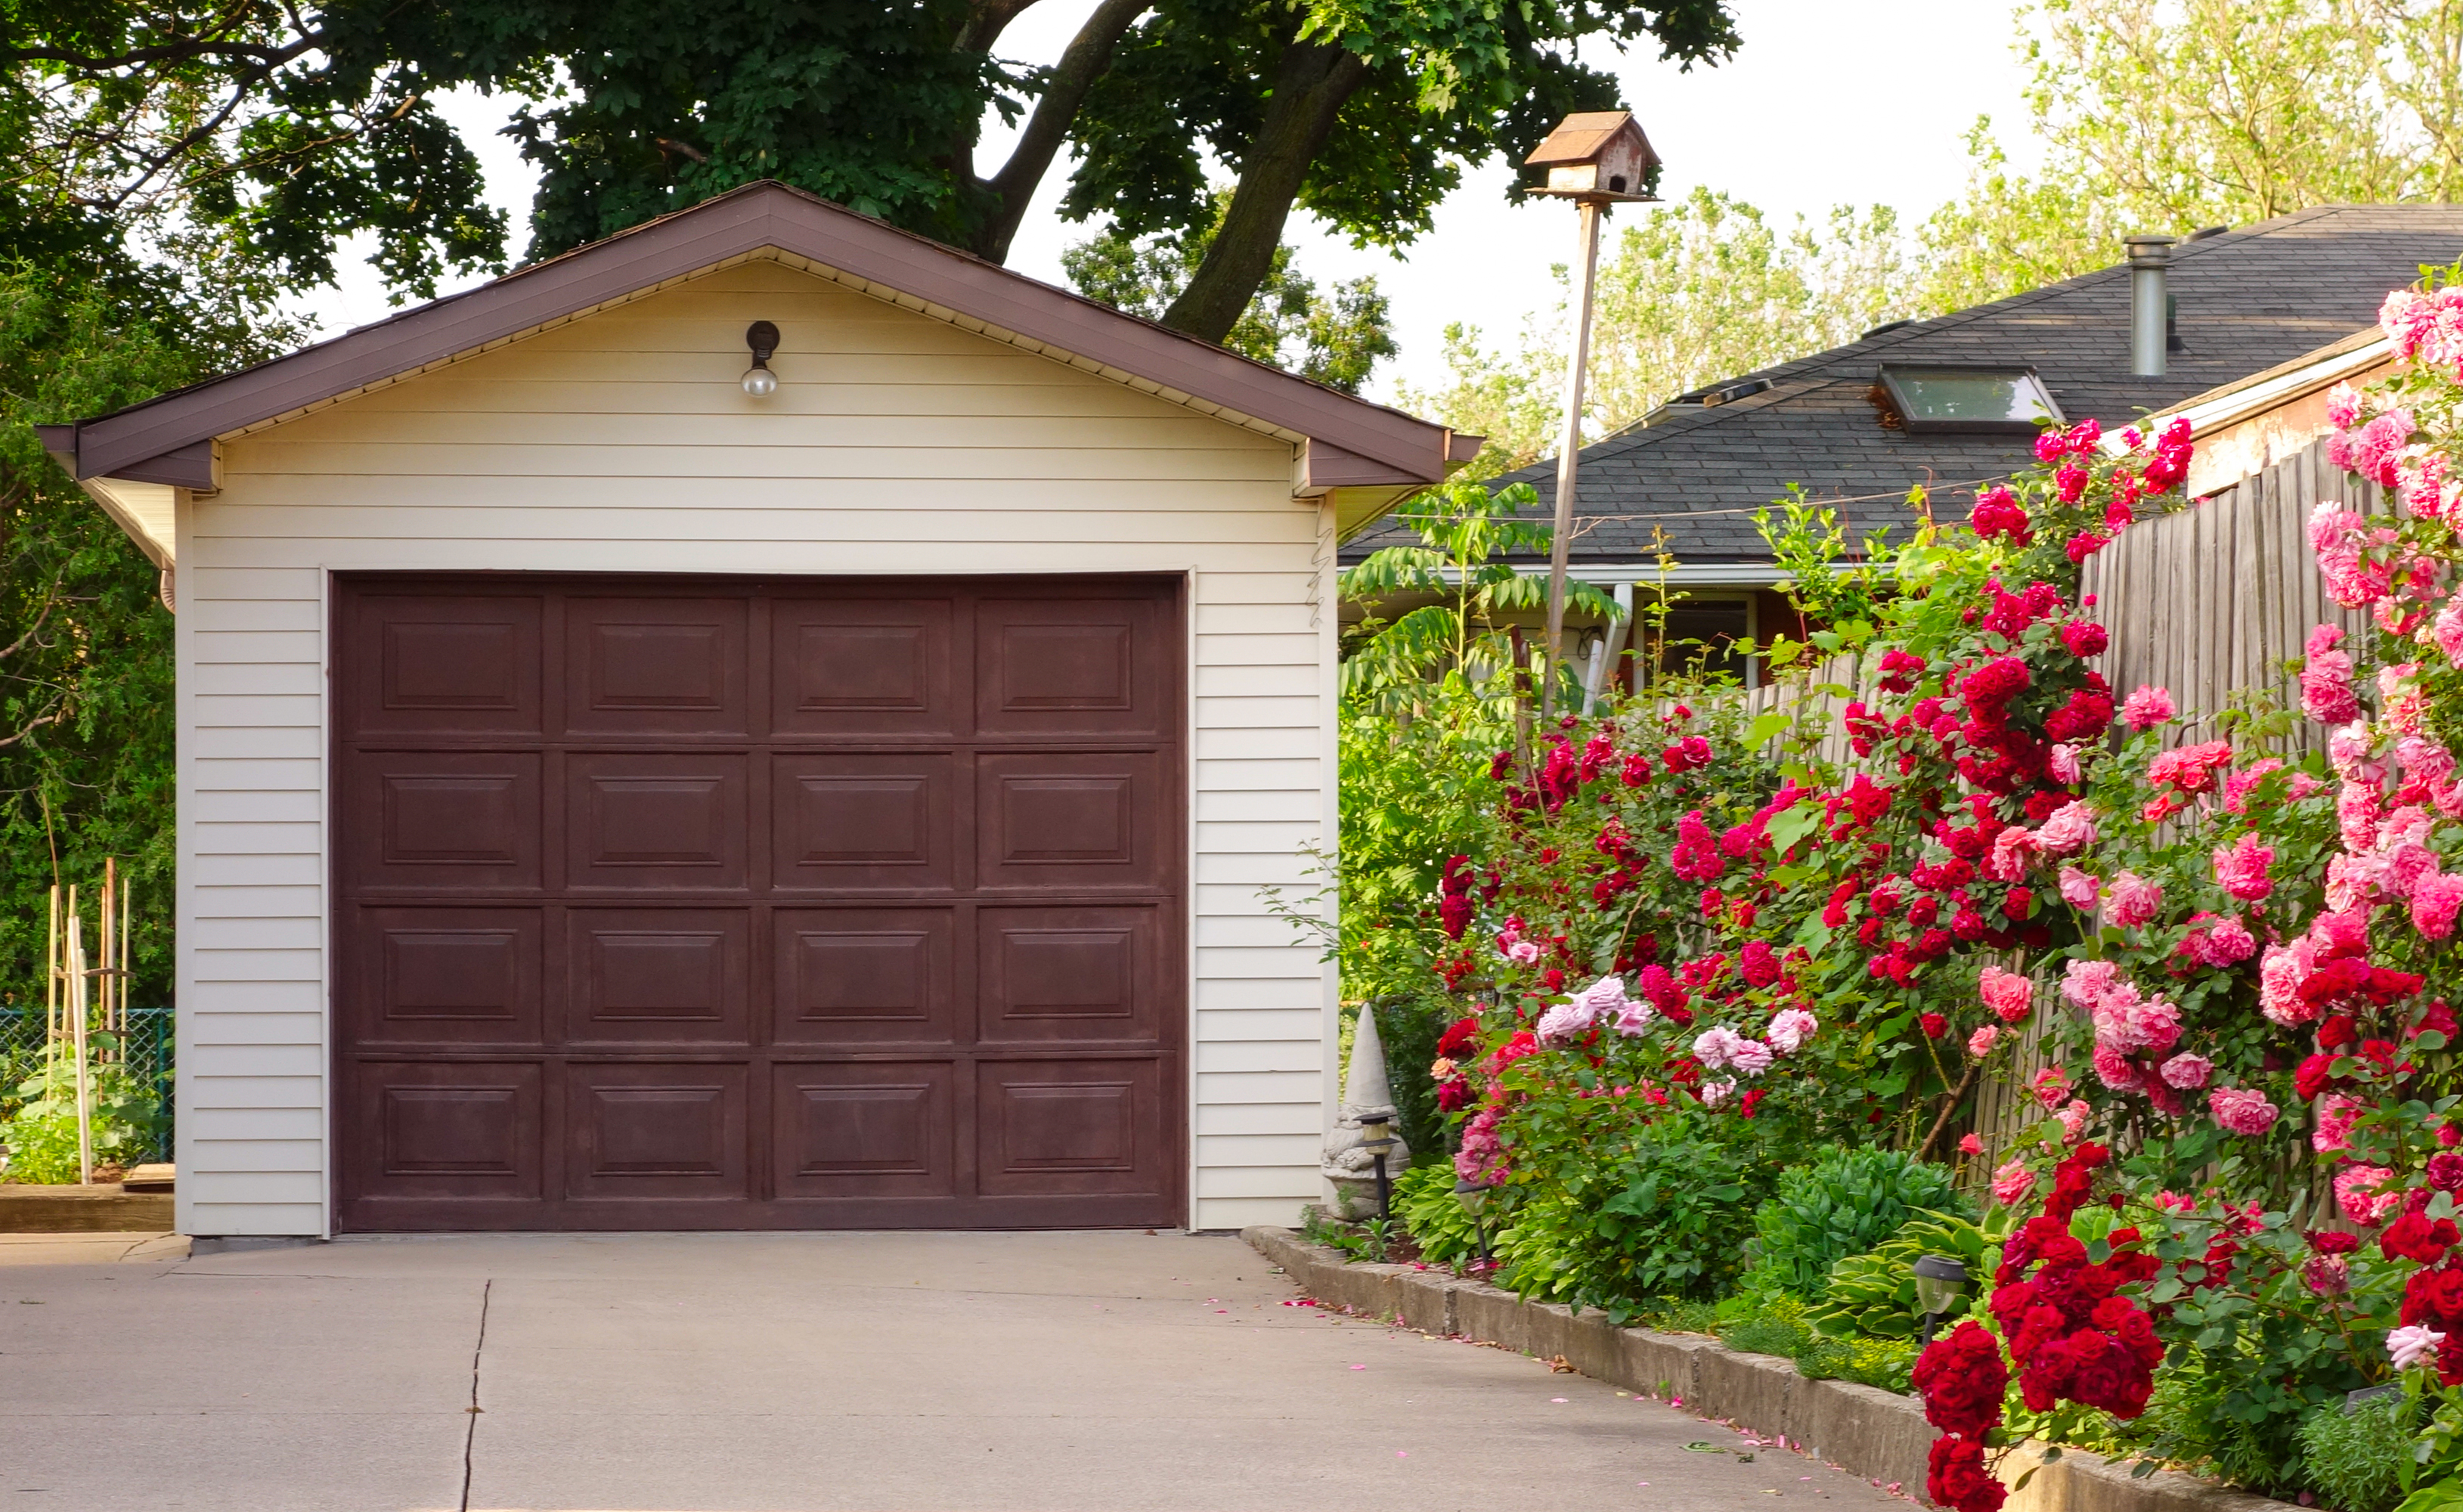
957, 0, 1040, 54
971, 0, 1149, 265
1915, 1062, 1981, 1163
1160, 38, 1368, 342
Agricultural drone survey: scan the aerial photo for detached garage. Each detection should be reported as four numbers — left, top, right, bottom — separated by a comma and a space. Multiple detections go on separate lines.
41, 181, 1470, 1238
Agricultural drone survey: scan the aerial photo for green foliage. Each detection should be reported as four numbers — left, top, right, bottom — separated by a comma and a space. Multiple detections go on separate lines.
1063, 189, 1396, 391
1, 264, 281, 1014
0, 1046, 166, 1182
1746, 1148, 1972, 1299
1716, 1294, 1814, 1359
1393, 1159, 1482, 1267
1492, 1111, 1774, 1318
1795, 1334, 1920, 1393
1808, 1209, 2009, 1341
2298, 1390, 2415, 1512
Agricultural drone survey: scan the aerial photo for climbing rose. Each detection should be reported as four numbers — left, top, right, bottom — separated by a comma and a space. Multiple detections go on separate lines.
2058, 866, 2100, 908
2209, 1086, 2279, 1136
1914, 1321, 2010, 1437
2416, 870, 2463, 939
1728, 1038, 1777, 1077
2106, 872, 2164, 928
1960, 1133, 1985, 1156
1969, 1025, 2001, 1058
2199, 916, 2258, 965
2062, 621, 2108, 657
1971, 485, 2031, 544
2121, 685, 2175, 730
2337, 1164, 2399, 1226
2303, 624, 2364, 723
1991, 1159, 2035, 1206
2037, 801, 2099, 855
2214, 833, 2276, 902
2158, 1053, 2213, 1089
1978, 966, 2034, 1023
1921, 1012, 1950, 1038
1691, 1027, 1743, 1070
1767, 1008, 1818, 1055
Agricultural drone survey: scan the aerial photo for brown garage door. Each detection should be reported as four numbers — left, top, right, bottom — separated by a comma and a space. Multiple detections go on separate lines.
333, 574, 1184, 1230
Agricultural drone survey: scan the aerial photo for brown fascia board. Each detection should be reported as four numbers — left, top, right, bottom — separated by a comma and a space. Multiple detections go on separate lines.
62, 180, 1453, 487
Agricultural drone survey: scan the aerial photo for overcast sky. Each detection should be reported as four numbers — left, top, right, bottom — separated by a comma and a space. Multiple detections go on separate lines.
291, 0, 2041, 403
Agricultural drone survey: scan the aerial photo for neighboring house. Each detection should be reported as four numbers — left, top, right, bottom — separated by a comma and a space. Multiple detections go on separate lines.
40, 181, 1473, 1240
1343, 205, 2463, 684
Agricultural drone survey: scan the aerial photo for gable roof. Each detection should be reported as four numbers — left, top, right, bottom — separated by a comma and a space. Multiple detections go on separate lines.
44, 179, 1471, 510
1344, 203, 2463, 570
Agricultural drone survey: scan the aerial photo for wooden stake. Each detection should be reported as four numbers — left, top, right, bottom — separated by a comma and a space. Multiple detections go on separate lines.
119, 869, 131, 1035
100, 859, 114, 1043
67, 915, 92, 1185
45, 885, 59, 1051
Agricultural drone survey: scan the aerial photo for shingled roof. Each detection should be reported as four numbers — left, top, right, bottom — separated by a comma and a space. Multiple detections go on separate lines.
1346, 204, 2463, 571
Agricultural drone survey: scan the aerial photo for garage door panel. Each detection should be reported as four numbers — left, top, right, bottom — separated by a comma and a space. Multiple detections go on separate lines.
773, 906, 956, 1045
977, 906, 1164, 1045
349, 906, 543, 1046
977, 752, 1165, 891
772, 1062, 957, 1198
771, 597, 957, 738
567, 753, 750, 891
337, 574, 1182, 1232
565, 909, 752, 1045
351, 1061, 544, 1202
772, 753, 956, 892
345, 751, 544, 892
975, 596, 1166, 737
563, 1062, 750, 1201
977, 1058, 1167, 1198
343, 591, 544, 737
563, 596, 750, 736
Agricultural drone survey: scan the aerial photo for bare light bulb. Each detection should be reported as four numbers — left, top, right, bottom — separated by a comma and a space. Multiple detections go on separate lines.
741, 364, 778, 398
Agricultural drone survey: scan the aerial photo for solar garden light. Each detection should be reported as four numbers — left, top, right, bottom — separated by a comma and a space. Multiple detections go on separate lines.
1523, 110, 1659, 716
741, 320, 781, 397
1359, 1111, 1399, 1222
1913, 1254, 1972, 1343
1454, 1176, 1492, 1262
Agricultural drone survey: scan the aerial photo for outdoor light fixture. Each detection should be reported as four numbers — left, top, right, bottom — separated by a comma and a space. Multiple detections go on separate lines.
1359, 1113, 1399, 1222
1454, 1176, 1492, 1263
1913, 1253, 1972, 1343
741, 320, 780, 397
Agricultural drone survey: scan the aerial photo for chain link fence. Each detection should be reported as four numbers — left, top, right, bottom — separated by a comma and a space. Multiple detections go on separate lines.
0, 1007, 175, 1163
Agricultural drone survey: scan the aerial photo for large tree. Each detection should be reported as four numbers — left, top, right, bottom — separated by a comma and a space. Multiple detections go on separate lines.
1, 0, 1742, 338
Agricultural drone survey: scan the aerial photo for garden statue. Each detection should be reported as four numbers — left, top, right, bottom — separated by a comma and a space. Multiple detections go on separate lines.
1320, 1001, 1410, 1219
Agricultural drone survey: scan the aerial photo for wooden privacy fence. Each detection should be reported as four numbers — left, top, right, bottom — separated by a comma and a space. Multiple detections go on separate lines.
2080, 436, 2379, 748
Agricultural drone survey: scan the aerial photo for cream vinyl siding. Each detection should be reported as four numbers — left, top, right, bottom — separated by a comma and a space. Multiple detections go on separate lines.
175, 256, 1337, 1235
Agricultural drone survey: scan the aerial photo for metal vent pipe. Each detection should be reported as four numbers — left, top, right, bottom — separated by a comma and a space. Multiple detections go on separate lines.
2127, 235, 2176, 377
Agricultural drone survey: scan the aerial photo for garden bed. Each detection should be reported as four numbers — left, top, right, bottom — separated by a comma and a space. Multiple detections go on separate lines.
1247, 1227, 2293, 1512
0, 1182, 173, 1233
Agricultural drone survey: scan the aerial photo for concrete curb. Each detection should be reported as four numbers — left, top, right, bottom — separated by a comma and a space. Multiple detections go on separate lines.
1243, 1226, 2292, 1512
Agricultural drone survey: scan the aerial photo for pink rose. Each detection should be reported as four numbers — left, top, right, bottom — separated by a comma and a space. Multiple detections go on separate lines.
1968, 1025, 2000, 1058
2158, 1052, 2212, 1089
2313, 1093, 2362, 1154
2036, 801, 2099, 855
2337, 1163, 2399, 1226
1980, 965, 2035, 1023
2121, 685, 2176, 730
1767, 1008, 1818, 1055
2209, 1086, 2279, 1136
1990, 1158, 2034, 1206
1960, 1133, 1985, 1157
2049, 742, 2082, 783
2106, 872, 2164, 928
2057, 1098, 2092, 1142
2059, 866, 2100, 909
2197, 916, 2258, 965
2214, 832, 2276, 902
2416, 869, 2463, 940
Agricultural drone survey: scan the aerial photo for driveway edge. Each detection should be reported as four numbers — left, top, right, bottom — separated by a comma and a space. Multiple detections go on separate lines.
1242, 1225, 2292, 1512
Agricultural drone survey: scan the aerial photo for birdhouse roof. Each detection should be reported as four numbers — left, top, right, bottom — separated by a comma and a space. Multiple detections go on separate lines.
1525, 111, 1652, 167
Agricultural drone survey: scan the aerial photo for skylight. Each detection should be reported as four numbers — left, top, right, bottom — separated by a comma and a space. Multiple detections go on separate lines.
1875, 364, 2064, 434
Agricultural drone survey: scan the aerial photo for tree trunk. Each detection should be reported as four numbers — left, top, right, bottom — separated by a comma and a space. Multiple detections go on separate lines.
1160, 39, 1367, 342
967, 0, 1150, 265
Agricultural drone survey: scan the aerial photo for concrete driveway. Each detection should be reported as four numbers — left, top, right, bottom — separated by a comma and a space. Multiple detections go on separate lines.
0, 1231, 1912, 1512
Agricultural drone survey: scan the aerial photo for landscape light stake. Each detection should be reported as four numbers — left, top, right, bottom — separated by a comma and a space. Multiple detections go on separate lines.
1523, 111, 1659, 716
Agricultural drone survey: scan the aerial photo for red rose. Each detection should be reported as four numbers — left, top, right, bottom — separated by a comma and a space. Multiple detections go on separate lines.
1913, 1321, 2009, 1436
2295, 1055, 2340, 1100
2384, 1210, 2461, 1264
1921, 1012, 1950, 1038
1927, 1435, 2009, 1512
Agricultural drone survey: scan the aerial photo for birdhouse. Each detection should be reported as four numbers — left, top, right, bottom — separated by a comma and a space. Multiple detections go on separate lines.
1524, 110, 1659, 203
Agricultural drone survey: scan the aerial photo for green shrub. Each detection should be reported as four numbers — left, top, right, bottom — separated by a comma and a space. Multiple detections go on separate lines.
1492, 1115, 1772, 1320
0, 1047, 165, 1182
1746, 1148, 1972, 1297
1796, 1334, 1921, 1393
1808, 1209, 2011, 1340
1393, 1160, 1484, 1266
1718, 1294, 1815, 1359
2300, 1391, 2414, 1512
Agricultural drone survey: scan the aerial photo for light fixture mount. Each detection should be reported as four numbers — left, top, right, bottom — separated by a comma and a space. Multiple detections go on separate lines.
741, 319, 781, 398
